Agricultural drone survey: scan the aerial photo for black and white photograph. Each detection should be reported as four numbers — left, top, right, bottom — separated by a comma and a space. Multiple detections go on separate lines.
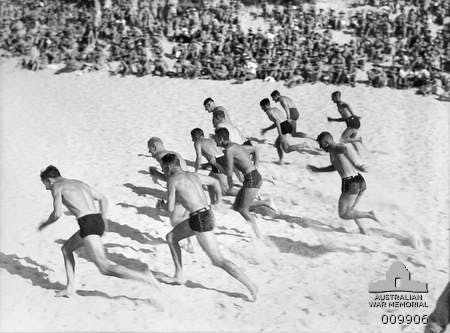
0, 0, 448, 332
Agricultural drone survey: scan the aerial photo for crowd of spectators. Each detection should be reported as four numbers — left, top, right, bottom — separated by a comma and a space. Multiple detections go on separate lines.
0, 0, 449, 95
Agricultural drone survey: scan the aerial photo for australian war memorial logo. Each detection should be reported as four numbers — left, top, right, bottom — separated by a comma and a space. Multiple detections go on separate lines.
369, 261, 430, 327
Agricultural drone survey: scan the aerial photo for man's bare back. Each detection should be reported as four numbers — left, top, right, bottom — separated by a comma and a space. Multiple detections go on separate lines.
52, 179, 102, 219
225, 143, 255, 175
168, 172, 210, 213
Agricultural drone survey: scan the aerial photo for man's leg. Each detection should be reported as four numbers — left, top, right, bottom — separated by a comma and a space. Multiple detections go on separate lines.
274, 136, 284, 163
338, 192, 379, 231
171, 204, 194, 254
234, 187, 263, 239
56, 231, 84, 297
82, 235, 159, 288
195, 231, 257, 302
281, 136, 321, 155
165, 220, 195, 284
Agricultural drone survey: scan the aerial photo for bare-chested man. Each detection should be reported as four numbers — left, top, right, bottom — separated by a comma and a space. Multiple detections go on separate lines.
38, 166, 160, 298
161, 154, 257, 301
270, 90, 312, 139
260, 98, 320, 164
328, 91, 362, 142
147, 137, 186, 183
215, 128, 277, 239
213, 109, 251, 146
307, 132, 379, 234
191, 128, 229, 197
203, 97, 233, 126
147, 137, 193, 252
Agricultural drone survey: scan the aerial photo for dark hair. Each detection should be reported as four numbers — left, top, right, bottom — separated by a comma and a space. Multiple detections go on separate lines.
215, 127, 230, 141
40, 165, 61, 180
270, 90, 280, 97
203, 97, 214, 106
316, 131, 332, 142
347, 116, 360, 129
331, 91, 341, 98
161, 153, 180, 167
213, 109, 225, 119
190, 128, 204, 138
260, 98, 270, 107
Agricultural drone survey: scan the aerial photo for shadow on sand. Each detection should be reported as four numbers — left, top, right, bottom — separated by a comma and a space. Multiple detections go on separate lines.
0, 252, 64, 291
123, 183, 166, 199
274, 214, 348, 234
117, 202, 168, 222
268, 235, 355, 258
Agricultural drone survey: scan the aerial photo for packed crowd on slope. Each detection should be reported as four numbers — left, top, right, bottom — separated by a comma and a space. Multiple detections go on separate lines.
1, 0, 449, 94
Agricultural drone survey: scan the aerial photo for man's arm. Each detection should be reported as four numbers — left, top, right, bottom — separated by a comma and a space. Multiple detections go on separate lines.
89, 185, 109, 219
279, 97, 290, 120
196, 173, 222, 204
149, 166, 167, 182
166, 179, 176, 213
38, 187, 63, 230
261, 123, 277, 135
208, 155, 225, 174
194, 142, 203, 172
225, 148, 234, 191
242, 144, 260, 169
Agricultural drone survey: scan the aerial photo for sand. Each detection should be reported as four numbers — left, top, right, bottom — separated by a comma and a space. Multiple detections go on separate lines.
0, 59, 448, 333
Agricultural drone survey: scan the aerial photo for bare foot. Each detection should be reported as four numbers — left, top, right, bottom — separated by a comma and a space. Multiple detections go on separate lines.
145, 270, 161, 289
181, 238, 194, 254
55, 288, 75, 298
369, 211, 381, 224
159, 274, 186, 285
354, 219, 366, 235
248, 283, 258, 302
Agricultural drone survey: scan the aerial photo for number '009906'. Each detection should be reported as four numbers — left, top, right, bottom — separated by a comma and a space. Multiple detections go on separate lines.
381, 314, 428, 325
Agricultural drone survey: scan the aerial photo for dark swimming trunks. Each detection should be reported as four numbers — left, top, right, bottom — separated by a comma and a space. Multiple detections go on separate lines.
341, 173, 366, 195
243, 169, 262, 189
189, 207, 215, 232
243, 140, 252, 146
280, 120, 293, 135
77, 214, 105, 238
289, 107, 299, 120
346, 116, 361, 129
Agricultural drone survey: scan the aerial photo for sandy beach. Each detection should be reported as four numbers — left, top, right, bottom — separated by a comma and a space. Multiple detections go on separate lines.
0, 59, 448, 332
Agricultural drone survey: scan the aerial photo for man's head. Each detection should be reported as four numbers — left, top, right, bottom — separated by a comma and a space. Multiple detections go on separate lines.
40, 165, 61, 190
147, 137, 164, 157
259, 98, 271, 111
212, 109, 225, 127
160, 153, 181, 176
203, 97, 215, 113
270, 90, 281, 102
190, 128, 204, 142
331, 90, 341, 103
214, 127, 230, 147
316, 131, 334, 152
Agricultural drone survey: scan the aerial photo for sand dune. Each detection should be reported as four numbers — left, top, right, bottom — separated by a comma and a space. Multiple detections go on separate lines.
0, 60, 448, 332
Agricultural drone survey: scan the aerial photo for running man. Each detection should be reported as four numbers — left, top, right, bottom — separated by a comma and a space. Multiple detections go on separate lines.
260, 98, 319, 164
307, 132, 378, 234
38, 166, 160, 298
215, 127, 277, 239
191, 128, 230, 197
147, 137, 186, 183
147, 137, 194, 252
161, 154, 258, 301
270, 90, 311, 139
204, 97, 233, 126
328, 91, 362, 139
213, 109, 250, 145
